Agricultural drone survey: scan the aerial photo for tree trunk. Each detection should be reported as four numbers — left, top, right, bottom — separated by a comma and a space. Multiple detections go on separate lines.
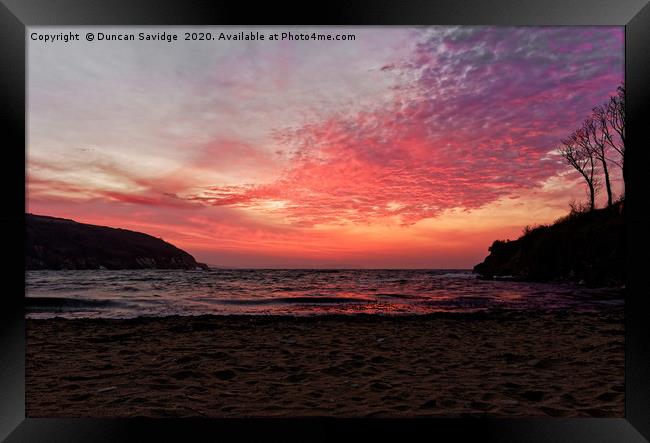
622, 162, 626, 196
601, 159, 612, 207
588, 182, 595, 211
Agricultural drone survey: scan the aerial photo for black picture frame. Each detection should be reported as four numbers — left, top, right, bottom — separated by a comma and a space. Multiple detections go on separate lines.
1, 0, 649, 441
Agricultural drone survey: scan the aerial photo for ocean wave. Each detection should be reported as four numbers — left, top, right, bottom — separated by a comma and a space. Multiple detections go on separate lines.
211, 296, 372, 305
25, 296, 122, 310
374, 293, 426, 300
24, 269, 621, 319
437, 272, 476, 278
118, 286, 141, 292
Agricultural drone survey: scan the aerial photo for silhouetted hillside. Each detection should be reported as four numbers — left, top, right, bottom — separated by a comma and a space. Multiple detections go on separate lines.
473, 202, 624, 286
26, 214, 208, 270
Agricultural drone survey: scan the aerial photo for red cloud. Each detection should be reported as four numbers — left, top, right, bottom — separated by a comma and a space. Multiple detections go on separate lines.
29, 27, 624, 240
183, 27, 623, 226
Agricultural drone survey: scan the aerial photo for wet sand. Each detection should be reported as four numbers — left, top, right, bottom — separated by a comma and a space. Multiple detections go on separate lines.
26, 309, 624, 417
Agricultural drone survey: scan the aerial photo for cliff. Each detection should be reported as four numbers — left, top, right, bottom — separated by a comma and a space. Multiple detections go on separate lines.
26, 214, 208, 270
473, 202, 624, 286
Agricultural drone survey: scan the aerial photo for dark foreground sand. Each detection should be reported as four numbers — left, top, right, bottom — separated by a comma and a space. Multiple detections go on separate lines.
26, 309, 624, 418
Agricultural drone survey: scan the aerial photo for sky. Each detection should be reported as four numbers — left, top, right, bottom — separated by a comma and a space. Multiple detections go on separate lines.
27, 26, 624, 268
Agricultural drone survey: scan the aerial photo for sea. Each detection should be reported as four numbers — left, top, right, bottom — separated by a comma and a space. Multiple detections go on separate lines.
25, 269, 624, 319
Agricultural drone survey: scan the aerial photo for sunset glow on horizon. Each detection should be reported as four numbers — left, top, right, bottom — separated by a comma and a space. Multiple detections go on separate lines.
27, 26, 624, 268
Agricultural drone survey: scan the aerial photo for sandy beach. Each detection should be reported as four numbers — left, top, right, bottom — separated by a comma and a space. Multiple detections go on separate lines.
26, 309, 624, 418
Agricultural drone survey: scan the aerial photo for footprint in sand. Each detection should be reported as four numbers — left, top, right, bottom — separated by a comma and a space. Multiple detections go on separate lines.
370, 381, 392, 391
285, 373, 308, 383
420, 399, 437, 409
171, 370, 205, 380
520, 390, 546, 402
214, 369, 236, 380
321, 366, 346, 376
370, 355, 389, 364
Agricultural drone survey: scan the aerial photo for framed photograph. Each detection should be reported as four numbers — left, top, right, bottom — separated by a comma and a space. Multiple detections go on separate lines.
2, 0, 649, 441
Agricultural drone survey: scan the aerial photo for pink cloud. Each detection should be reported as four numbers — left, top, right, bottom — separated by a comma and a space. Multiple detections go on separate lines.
28, 27, 624, 267
191, 138, 283, 176
183, 27, 623, 226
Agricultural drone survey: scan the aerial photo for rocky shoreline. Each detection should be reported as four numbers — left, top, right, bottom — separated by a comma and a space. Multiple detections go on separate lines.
474, 202, 624, 287
26, 214, 208, 270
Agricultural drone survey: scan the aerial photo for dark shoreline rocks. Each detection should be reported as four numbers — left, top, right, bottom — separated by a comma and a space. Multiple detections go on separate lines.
26, 213, 208, 270
473, 202, 624, 287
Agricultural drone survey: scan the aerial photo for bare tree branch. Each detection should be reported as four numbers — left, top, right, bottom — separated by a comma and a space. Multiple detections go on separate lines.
605, 84, 625, 160
584, 115, 613, 207
558, 128, 599, 211
557, 83, 625, 211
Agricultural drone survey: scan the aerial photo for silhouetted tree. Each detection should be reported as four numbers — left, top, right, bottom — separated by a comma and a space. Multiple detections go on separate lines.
583, 115, 613, 207
559, 128, 599, 211
558, 84, 625, 211
588, 84, 625, 205
603, 84, 625, 180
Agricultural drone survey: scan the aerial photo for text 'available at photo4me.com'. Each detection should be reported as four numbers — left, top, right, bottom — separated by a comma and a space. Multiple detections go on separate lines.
30, 30, 359, 44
